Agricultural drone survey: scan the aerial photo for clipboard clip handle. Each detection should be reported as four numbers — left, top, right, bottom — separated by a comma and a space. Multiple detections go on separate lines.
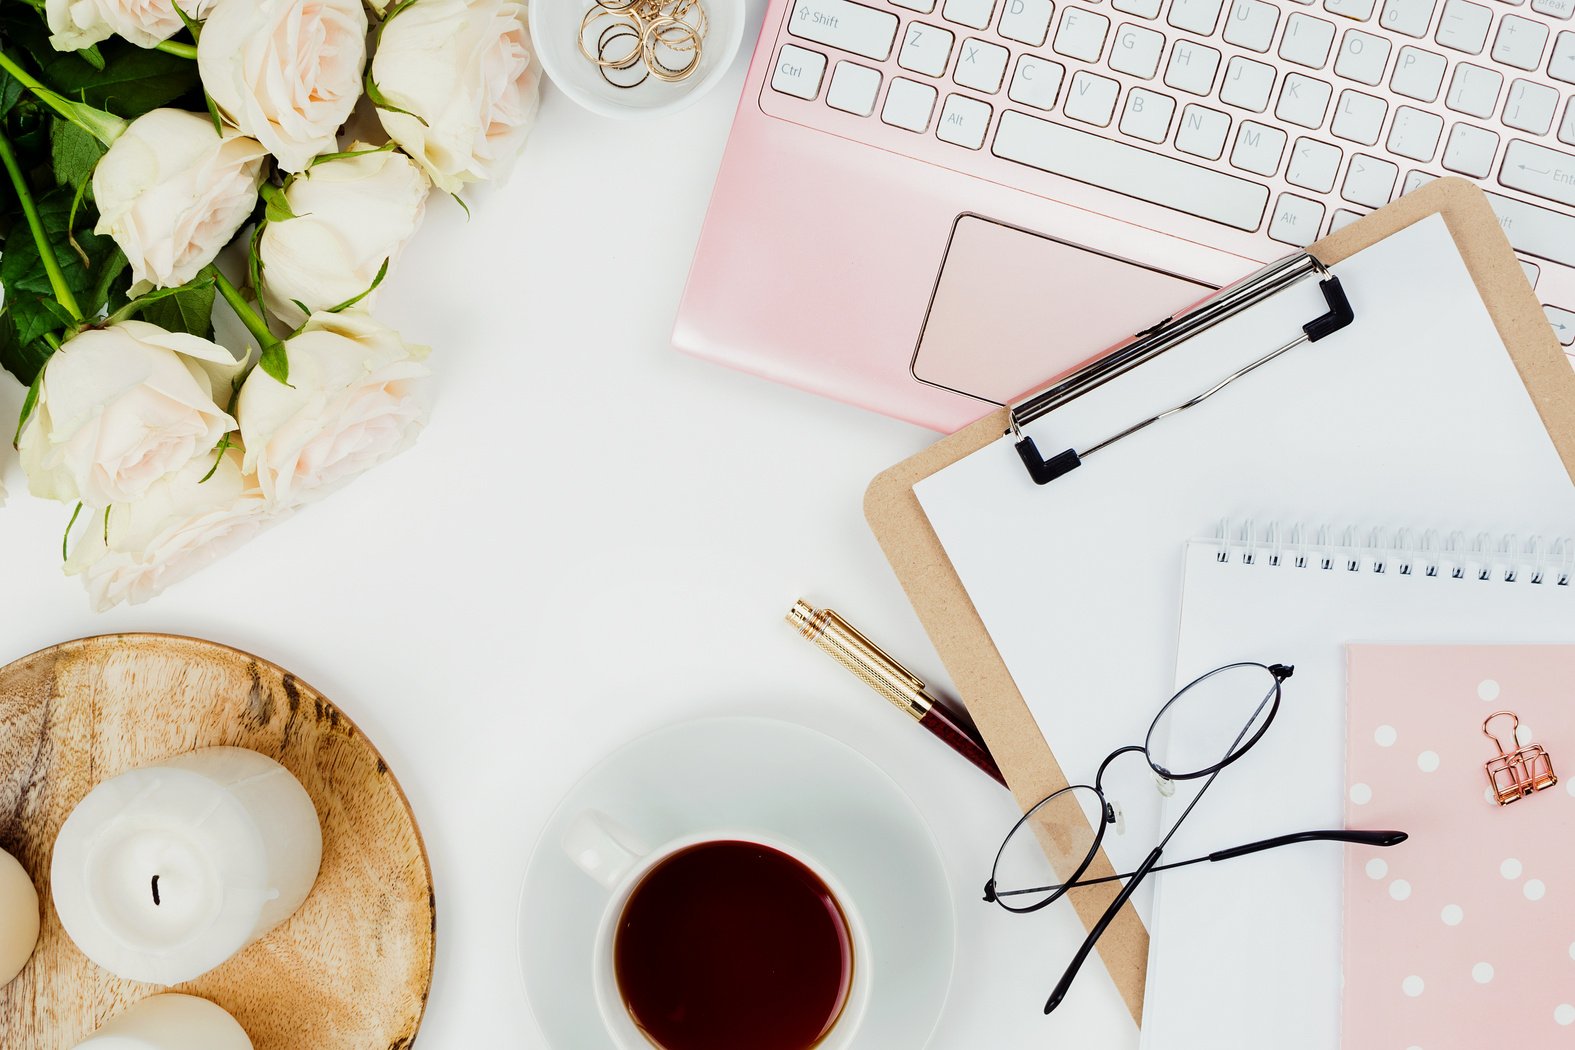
1009, 252, 1355, 486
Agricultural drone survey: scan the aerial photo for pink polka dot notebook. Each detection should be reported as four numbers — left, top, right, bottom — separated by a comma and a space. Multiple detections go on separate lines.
1344, 644, 1575, 1047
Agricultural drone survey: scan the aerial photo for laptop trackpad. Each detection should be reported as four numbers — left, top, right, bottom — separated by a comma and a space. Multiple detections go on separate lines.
912, 215, 1216, 406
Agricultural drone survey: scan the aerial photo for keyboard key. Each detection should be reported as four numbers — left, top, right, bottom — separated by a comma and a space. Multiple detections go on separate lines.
1288, 136, 1344, 190
991, 110, 1271, 228
1332, 88, 1387, 143
1442, 121, 1499, 175
1281, 12, 1338, 66
1176, 103, 1233, 157
1546, 305, 1575, 346
1334, 29, 1392, 83
1390, 45, 1447, 99
1008, 54, 1065, 108
1503, 79, 1559, 134
1110, 22, 1167, 77
943, 0, 997, 28
1276, 72, 1333, 125
1054, 7, 1110, 59
1532, 0, 1574, 16
1379, 0, 1436, 35
937, 93, 993, 146
1325, 0, 1377, 17
1164, 40, 1222, 93
1435, 0, 1491, 52
1553, 31, 1575, 82
1500, 139, 1575, 207
1522, 260, 1541, 288
1065, 70, 1122, 124
1220, 56, 1277, 110
1269, 192, 1327, 245
1483, 189, 1575, 266
1230, 120, 1287, 174
882, 76, 939, 130
892, 0, 937, 12
1224, 0, 1280, 51
899, 22, 956, 75
1119, 86, 1177, 141
826, 61, 882, 114
1112, 0, 1163, 16
1562, 98, 1575, 144
1342, 152, 1399, 204
1169, 0, 1224, 33
1444, 63, 1502, 116
1330, 207, 1365, 230
999, 0, 1054, 45
954, 37, 1010, 91
1491, 14, 1549, 68
1387, 104, 1444, 158
772, 44, 828, 99
789, 0, 899, 60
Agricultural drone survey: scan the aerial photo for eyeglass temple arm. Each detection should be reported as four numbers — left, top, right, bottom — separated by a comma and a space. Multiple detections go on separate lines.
1208, 828, 1407, 863
1045, 846, 1165, 1016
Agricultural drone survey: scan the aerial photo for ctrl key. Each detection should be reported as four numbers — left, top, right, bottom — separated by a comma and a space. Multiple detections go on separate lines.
772, 44, 828, 100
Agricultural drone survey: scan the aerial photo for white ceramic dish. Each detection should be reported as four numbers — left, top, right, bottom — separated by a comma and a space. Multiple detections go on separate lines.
518, 717, 957, 1049
529, 0, 745, 120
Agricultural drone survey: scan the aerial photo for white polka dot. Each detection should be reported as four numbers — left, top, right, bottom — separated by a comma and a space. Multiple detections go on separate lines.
1478, 679, 1500, 701
1567, 777, 1574, 797
1516, 724, 1535, 747
1485, 786, 1498, 804
1556, 1004, 1575, 1026
1502, 858, 1523, 879
1525, 879, 1546, 901
1375, 724, 1398, 747
1441, 904, 1464, 926
1418, 751, 1440, 773
1350, 782, 1373, 805
1366, 858, 1388, 880
1569, 941, 1574, 961
1390, 879, 1412, 901
1403, 975, 1425, 997
1472, 962, 1494, 983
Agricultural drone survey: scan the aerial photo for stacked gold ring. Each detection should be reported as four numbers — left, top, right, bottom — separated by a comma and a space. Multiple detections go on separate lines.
578, 0, 708, 88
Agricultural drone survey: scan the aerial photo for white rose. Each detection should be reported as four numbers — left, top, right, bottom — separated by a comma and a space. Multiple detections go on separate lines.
237, 311, 428, 508
93, 109, 267, 291
258, 145, 431, 328
66, 448, 272, 611
18, 321, 241, 509
46, 0, 215, 51
370, 0, 541, 193
198, 0, 369, 173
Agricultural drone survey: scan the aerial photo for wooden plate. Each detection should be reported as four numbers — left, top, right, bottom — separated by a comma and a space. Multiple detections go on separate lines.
0, 634, 434, 1048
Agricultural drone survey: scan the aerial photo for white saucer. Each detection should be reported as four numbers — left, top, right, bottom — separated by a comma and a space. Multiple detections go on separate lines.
518, 717, 956, 1048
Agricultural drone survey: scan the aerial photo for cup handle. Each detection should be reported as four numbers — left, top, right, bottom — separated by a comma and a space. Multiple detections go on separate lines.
562, 811, 652, 890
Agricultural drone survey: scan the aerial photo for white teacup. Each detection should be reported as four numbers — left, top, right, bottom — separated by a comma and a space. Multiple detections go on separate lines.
563, 811, 873, 1050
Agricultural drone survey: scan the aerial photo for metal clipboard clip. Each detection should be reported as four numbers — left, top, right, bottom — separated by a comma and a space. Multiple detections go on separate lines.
1483, 710, 1558, 806
1007, 251, 1355, 486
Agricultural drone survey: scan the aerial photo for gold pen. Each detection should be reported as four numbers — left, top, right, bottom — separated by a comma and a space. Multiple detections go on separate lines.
787, 600, 1008, 788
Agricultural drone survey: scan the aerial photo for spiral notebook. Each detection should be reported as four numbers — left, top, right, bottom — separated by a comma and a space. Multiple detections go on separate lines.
1145, 529, 1575, 1050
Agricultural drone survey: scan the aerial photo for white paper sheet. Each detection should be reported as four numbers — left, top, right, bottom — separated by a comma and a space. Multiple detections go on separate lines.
911, 215, 1575, 1001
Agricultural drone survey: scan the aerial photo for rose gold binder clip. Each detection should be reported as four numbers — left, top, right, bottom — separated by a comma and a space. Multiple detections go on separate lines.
1482, 710, 1558, 806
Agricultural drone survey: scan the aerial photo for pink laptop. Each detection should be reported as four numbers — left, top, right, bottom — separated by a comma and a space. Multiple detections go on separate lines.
674, 0, 1575, 431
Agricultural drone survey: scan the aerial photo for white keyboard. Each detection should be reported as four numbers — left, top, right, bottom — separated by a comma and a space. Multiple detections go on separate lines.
762, 0, 1575, 346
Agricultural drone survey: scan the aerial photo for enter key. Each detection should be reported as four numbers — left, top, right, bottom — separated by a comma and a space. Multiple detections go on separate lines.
1500, 140, 1575, 207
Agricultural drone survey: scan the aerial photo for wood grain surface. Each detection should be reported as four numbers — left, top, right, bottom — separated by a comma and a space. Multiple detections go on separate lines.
0, 634, 434, 1048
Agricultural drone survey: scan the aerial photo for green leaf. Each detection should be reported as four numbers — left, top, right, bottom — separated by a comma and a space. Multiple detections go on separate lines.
0, 307, 53, 392
199, 432, 232, 483
50, 119, 105, 194
37, 39, 202, 119
363, 74, 428, 127
326, 258, 389, 313
259, 340, 289, 384
14, 366, 44, 447
0, 66, 23, 120
259, 181, 297, 223
135, 277, 217, 338
309, 142, 397, 168
76, 45, 106, 72
62, 502, 84, 562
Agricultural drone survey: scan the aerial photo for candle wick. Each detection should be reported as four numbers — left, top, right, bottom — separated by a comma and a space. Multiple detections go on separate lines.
151, 875, 161, 907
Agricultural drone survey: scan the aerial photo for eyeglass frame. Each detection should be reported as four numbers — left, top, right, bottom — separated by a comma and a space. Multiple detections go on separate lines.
982, 661, 1407, 1014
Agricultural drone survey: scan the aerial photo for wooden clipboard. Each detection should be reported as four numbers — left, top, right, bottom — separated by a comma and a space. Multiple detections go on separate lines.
863, 177, 1575, 1024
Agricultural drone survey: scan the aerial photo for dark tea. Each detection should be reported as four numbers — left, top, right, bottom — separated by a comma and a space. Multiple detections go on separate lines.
613, 840, 856, 1050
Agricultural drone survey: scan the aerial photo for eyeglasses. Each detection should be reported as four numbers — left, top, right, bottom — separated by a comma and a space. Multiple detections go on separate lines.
983, 661, 1407, 1014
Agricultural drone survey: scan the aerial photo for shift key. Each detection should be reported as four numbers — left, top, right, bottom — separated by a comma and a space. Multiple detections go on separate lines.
788, 0, 899, 61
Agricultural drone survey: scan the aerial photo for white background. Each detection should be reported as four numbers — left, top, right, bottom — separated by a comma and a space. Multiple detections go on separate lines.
0, 5, 1137, 1044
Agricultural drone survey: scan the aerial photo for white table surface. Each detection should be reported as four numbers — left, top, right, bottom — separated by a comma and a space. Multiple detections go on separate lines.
0, 7, 1139, 1044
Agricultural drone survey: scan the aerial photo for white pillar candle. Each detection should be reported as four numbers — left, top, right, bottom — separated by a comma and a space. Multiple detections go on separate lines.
0, 846, 40, 986
73, 993, 253, 1049
52, 747, 321, 986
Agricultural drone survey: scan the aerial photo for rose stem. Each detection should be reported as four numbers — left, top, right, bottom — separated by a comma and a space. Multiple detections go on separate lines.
154, 41, 197, 60
0, 127, 83, 322
0, 51, 126, 146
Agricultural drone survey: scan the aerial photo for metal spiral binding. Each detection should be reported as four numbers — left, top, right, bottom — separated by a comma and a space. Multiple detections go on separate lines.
1212, 522, 1574, 586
